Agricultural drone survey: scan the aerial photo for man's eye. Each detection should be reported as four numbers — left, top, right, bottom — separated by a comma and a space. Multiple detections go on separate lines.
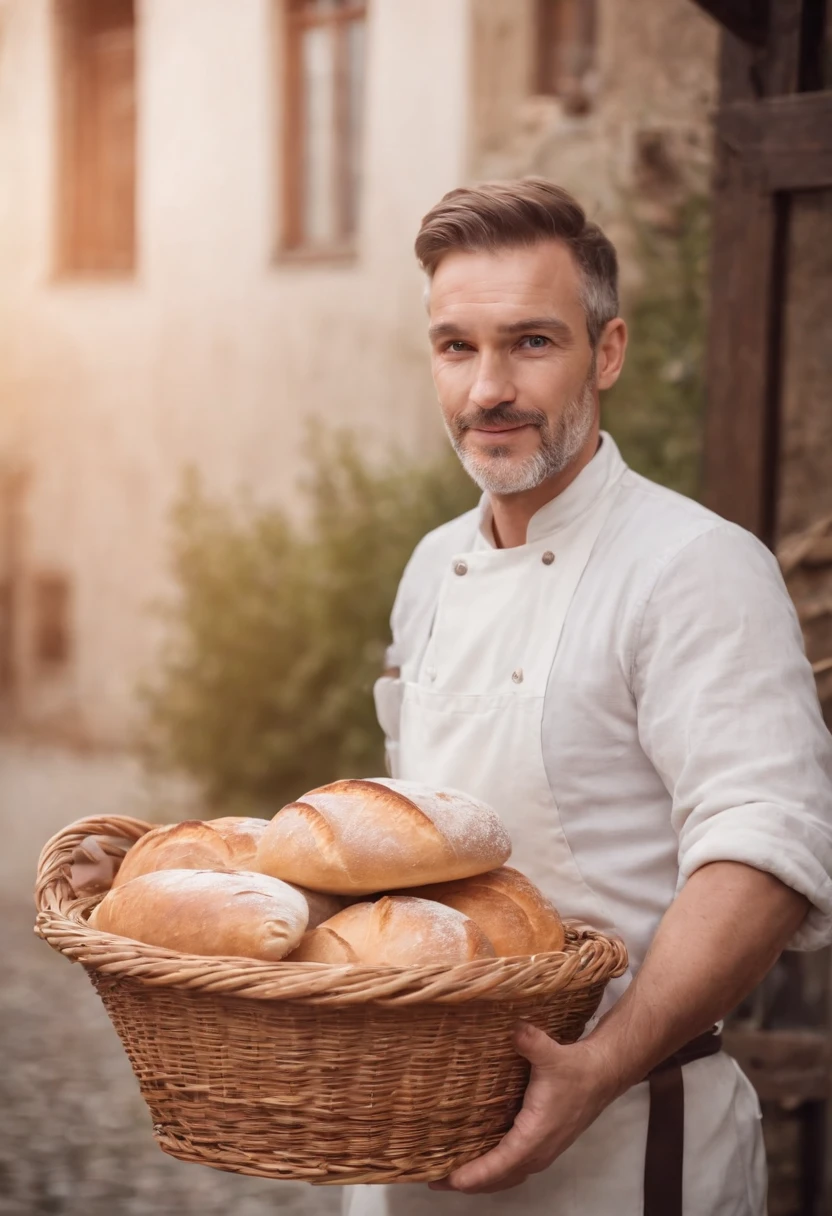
447, 341, 470, 353
521, 335, 550, 349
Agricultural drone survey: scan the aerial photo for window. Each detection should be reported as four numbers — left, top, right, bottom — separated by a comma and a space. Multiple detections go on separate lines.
56, 0, 137, 274
0, 468, 28, 703
534, 0, 597, 115
0, 579, 11, 695
282, 0, 367, 256
34, 574, 72, 667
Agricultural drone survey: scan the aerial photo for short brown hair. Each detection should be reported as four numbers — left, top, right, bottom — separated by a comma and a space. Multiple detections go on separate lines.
415, 178, 619, 347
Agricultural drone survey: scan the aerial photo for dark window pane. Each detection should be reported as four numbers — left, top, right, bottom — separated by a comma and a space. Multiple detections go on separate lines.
34, 574, 72, 666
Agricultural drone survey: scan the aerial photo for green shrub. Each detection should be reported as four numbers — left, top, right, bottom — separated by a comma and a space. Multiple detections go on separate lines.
603, 195, 709, 500
142, 439, 478, 811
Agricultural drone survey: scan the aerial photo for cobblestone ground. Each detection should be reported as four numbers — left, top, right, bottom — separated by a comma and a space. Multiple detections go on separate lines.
0, 739, 340, 1216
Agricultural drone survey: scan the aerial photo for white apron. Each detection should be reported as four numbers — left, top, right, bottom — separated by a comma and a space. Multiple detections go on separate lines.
346, 470, 766, 1216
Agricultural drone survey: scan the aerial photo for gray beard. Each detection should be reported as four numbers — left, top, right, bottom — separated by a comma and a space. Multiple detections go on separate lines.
447, 372, 597, 496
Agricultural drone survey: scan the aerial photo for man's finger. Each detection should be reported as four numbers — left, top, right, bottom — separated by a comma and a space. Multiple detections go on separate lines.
429, 1029, 581, 1193
512, 1020, 562, 1068
437, 1114, 547, 1191
448, 1171, 530, 1195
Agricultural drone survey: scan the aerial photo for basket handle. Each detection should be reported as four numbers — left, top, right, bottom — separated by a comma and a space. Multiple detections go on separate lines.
34, 815, 152, 919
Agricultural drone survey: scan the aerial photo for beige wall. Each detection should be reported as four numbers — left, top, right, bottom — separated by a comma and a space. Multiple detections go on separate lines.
0, 0, 470, 742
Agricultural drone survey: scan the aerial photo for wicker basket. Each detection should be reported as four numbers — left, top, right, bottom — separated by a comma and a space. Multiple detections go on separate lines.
35, 815, 628, 1186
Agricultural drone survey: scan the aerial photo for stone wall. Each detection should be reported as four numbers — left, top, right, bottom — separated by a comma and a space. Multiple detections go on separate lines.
469, 0, 719, 288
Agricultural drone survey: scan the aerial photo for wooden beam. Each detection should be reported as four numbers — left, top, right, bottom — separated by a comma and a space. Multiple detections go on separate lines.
702, 163, 780, 538
717, 92, 832, 191
692, 0, 769, 46
762, 0, 802, 93
701, 9, 807, 542
702, 34, 782, 539
724, 1028, 832, 1102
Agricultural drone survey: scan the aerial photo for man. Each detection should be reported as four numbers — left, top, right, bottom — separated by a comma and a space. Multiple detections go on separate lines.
345, 179, 832, 1216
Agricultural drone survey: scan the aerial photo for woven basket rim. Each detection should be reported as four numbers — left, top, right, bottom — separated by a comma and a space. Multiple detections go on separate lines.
34, 814, 628, 1006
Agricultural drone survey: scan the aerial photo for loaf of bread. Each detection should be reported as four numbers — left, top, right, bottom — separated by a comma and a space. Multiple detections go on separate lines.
255, 778, 512, 894
112, 817, 343, 928
114, 818, 269, 887
308, 896, 496, 966
90, 869, 309, 961
311, 900, 375, 955
397, 866, 565, 957
285, 926, 358, 963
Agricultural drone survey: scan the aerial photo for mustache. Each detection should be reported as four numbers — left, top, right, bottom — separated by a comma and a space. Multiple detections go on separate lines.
455, 404, 548, 433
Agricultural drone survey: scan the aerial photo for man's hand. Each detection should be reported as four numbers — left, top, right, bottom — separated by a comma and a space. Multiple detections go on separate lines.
429, 1022, 618, 1194
431, 862, 808, 1196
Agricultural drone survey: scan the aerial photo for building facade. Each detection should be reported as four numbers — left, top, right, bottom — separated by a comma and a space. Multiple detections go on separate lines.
0, 0, 718, 744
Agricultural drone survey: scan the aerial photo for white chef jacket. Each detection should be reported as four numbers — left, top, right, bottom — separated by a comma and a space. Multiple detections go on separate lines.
384, 433, 832, 964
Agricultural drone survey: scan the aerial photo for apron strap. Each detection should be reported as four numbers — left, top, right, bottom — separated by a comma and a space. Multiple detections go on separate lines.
643, 1029, 723, 1216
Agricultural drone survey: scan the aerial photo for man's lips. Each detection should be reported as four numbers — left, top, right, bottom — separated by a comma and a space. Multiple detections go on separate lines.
466, 422, 537, 437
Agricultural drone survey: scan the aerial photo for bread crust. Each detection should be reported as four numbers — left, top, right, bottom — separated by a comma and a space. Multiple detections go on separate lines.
255, 778, 511, 894
113, 817, 269, 887
397, 866, 565, 956
90, 868, 309, 961
284, 926, 359, 963
313, 896, 496, 966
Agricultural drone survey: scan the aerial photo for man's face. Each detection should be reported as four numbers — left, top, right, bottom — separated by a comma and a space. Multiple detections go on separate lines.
427, 241, 603, 495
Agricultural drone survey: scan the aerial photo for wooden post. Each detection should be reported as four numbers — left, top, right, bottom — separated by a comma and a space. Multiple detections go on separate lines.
702, 35, 778, 541
701, 1, 805, 544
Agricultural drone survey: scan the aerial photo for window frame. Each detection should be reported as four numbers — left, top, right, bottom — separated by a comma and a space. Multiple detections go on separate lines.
54, 0, 138, 278
280, 0, 368, 261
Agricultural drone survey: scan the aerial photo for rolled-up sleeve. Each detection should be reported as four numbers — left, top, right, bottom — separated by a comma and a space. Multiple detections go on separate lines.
632, 522, 832, 950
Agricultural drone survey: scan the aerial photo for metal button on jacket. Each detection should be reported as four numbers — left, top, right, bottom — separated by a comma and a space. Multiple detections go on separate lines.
454, 560, 468, 576
512, 669, 524, 684
542, 551, 556, 565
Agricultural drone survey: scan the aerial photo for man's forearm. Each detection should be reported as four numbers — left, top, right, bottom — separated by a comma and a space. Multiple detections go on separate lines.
437, 861, 810, 1194
586, 861, 810, 1100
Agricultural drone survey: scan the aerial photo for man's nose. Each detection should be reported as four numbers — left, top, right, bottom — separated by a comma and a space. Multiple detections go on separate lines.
470, 354, 515, 411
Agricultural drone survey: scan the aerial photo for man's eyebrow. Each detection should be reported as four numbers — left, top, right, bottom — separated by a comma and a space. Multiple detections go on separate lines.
497, 316, 573, 339
428, 321, 464, 341
427, 317, 574, 342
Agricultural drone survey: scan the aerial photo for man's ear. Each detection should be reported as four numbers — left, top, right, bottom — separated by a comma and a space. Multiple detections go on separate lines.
595, 318, 628, 391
